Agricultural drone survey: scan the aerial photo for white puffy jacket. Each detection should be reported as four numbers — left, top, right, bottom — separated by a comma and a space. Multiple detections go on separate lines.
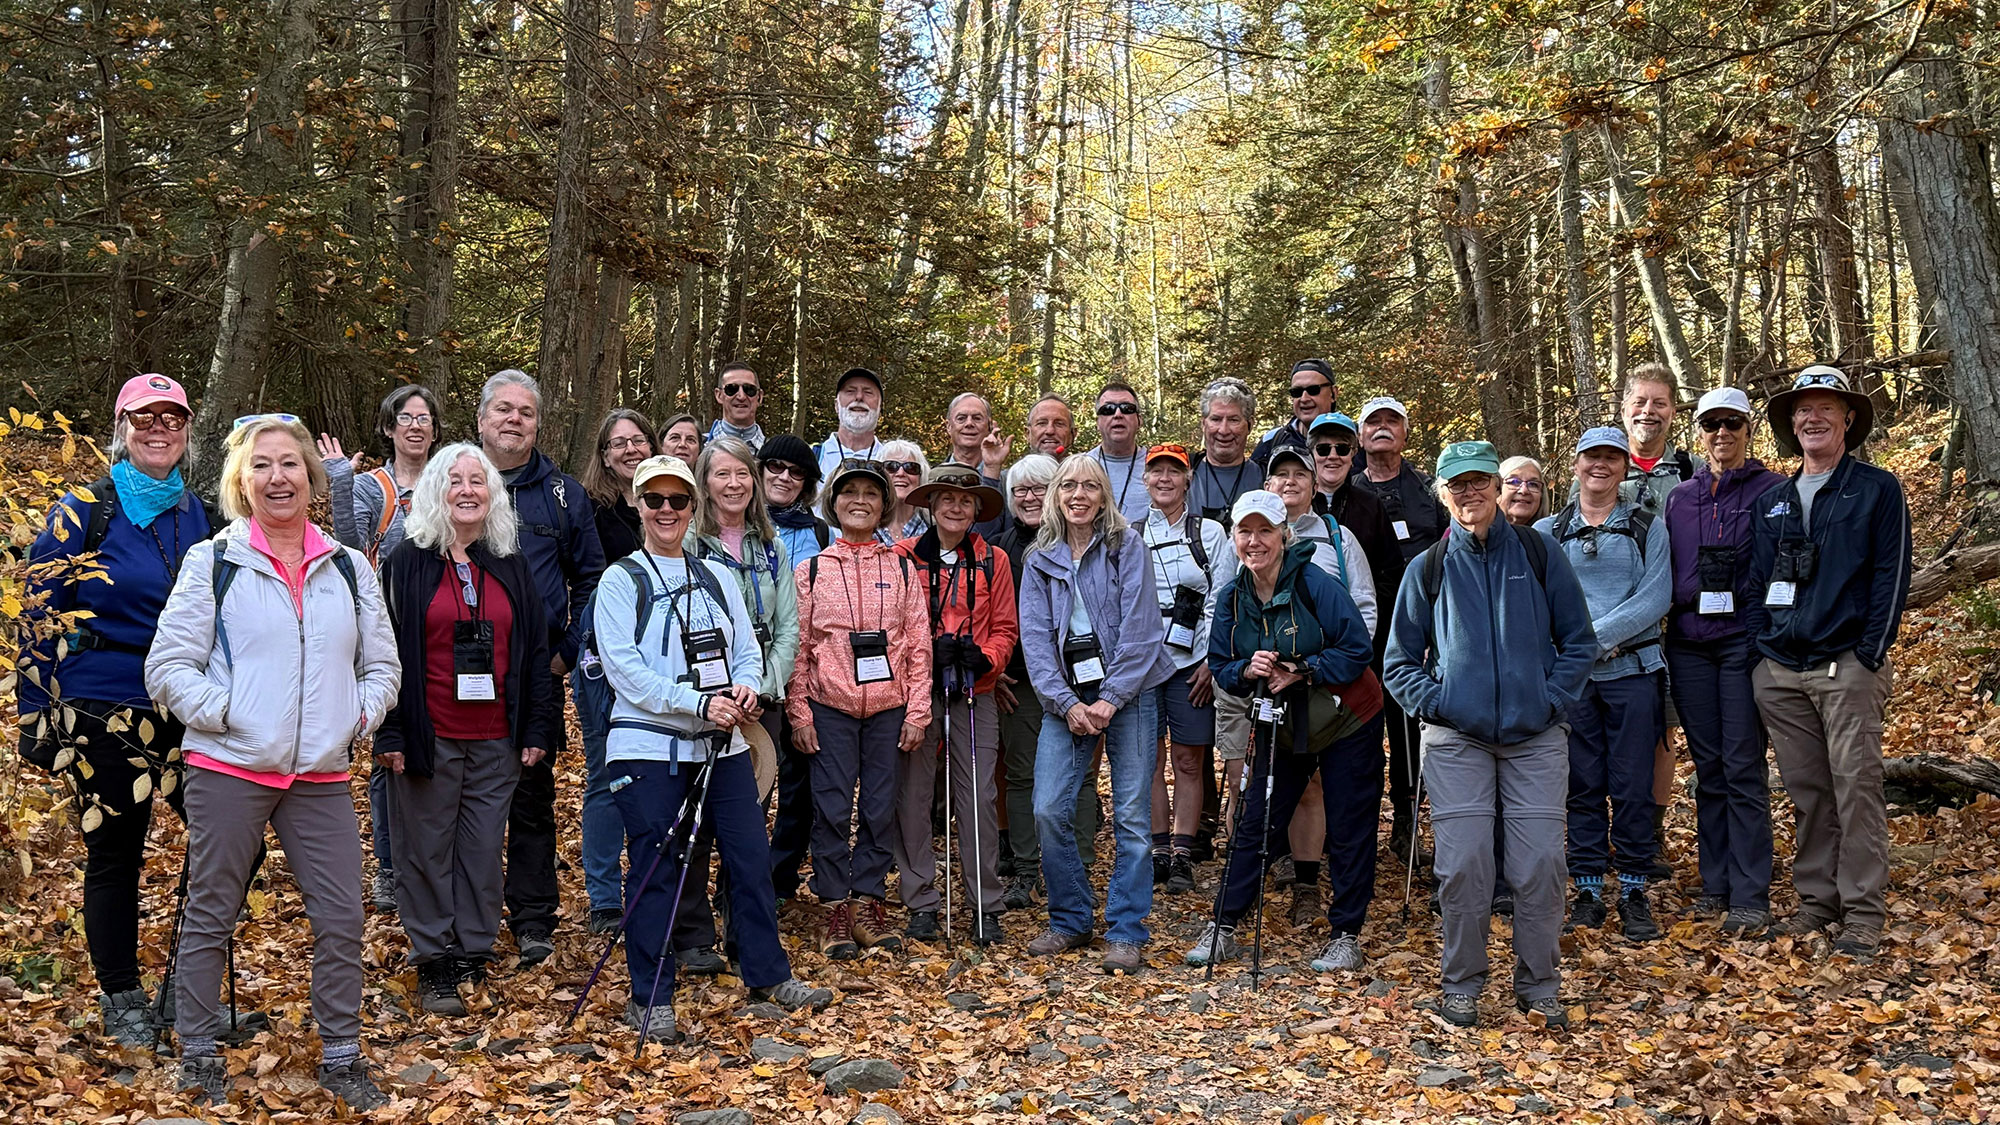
145, 521, 400, 776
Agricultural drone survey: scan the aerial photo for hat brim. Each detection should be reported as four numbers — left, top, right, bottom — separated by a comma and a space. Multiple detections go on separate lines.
1767, 387, 1874, 457
907, 480, 1003, 524
835, 371, 882, 393
119, 393, 188, 414
741, 718, 778, 802
825, 464, 891, 499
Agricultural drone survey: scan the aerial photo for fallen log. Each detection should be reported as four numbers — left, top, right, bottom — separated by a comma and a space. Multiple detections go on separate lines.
1883, 754, 2000, 810
1907, 542, 2000, 609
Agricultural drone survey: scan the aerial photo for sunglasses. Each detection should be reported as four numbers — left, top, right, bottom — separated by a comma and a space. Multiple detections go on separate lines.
1313, 441, 1351, 458
640, 491, 694, 511
1096, 402, 1140, 417
883, 460, 924, 475
720, 383, 759, 398
126, 409, 188, 432
763, 461, 807, 481
1289, 382, 1333, 398
233, 413, 301, 430
1699, 415, 1748, 433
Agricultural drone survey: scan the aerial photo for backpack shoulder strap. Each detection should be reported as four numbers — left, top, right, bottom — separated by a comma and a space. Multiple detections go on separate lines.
212, 550, 241, 669
1183, 513, 1210, 573
1420, 536, 1449, 605
330, 549, 364, 672
80, 475, 118, 555
1323, 515, 1349, 589
1518, 524, 1549, 587
614, 555, 654, 644
813, 521, 831, 549
365, 468, 400, 563
1629, 507, 1656, 563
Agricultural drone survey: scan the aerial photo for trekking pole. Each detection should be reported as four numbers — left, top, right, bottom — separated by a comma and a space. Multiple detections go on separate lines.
1250, 680, 1282, 992
1201, 689, 1256, 983
568, 756, 714, 1022
638, 737, 723, 1045
152, 838, 194, 1048
940, 677, 956, 947
965, 675, 985, 938
1401, 755, 1428, 924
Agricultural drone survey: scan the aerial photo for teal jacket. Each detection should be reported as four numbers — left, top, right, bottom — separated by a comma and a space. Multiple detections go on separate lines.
690, 529, 800, 699
1209, 542, 1374, 699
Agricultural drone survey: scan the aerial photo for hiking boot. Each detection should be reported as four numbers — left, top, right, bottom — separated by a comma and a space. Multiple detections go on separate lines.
177, 1053, 230, 1105
1832, 922, 1882, 961
1003, 873, 1041, 910
1515, 995, 1570, 1029
821, 901, 859, 960
1390, 809, 1433, 867
1721, 907, 1773, 936
1566, 888, 1608, 931
1026, 927, 1091, 957
1771, 911, 1837, 939
1191, 834, 1215, 863
1184, 922, 1240, 966
752, 976, 835, 1013
417, 959, 468, 1016
676, 946, 726, 976
856, 897, 905, 951
1100, 941, 1144, 975
514, 927, 554, 968
624, 999, 679, 1043
1619, 886, 1660, 942
1310, 932, 1364, 973
454, 955, 489, 986
588, 906, 622, 935
317, 1059, 389, 1110
1165, 853, 1197, 895
900, 908, 938, 944
971, 911, 1005, 946
1270, 854, 1296, 887
1691, 894, 1729, 920
1153, 850, 1171, 886
1436, 993, 1480, 1028
372, 869, 398, 914
98, 987, 158, 1049
1491, 889, 1515, 918
1289, 883, 1322, 927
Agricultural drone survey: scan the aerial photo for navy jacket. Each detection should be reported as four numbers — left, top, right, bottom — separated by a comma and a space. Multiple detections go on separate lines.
1741, 454, 1911, 672
1383, 519, 1599, 746
497, 448, 605, 666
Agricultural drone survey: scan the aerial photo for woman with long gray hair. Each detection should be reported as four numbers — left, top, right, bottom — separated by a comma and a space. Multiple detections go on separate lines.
375, 443, 559, 1015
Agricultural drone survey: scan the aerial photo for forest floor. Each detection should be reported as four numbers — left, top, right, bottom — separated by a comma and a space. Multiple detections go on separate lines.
3, 413, 1999, 1124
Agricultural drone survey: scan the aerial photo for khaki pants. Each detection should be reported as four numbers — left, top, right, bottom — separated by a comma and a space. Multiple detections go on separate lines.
1752, 652, 1893, 930
894, 691, 1004, 914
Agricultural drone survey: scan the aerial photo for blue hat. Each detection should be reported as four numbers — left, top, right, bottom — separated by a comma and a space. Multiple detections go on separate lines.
1435, 441, 1500, 481
1573, 426, 1631, 457
1309, 412, 1357, 436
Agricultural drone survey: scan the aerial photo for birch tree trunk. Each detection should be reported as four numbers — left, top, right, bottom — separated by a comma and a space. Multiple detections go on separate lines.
1600, 121, 1704, 396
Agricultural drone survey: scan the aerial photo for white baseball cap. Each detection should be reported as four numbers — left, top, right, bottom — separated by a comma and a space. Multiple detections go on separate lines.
1230, 490, 1288, 530
1695, 386, 1753, 419
1359, 396, 1409, 423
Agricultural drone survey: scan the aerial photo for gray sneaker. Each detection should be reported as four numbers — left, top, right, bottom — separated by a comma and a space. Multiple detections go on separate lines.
316, 1059, 388, 1110
1437, 992, 1480, 1028
1184, 922, 1240, 967
752, 976, 834, 1013
1721, 907, 1773, 935
625, 999, 679, 1042
99, 987, 158, 1049
372, 869, 398, 914
1309, 932, 1364, 973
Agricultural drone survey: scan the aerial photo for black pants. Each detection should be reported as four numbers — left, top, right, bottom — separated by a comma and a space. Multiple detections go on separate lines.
60, 700, 186, 994
505, 756, 562, 937
769, 712, 813, 900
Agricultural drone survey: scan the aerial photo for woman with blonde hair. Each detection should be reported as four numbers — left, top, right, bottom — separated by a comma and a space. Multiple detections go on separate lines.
146, 415, 400, 1107
1018, 455, 1174, 974
376, 443, 559, 1014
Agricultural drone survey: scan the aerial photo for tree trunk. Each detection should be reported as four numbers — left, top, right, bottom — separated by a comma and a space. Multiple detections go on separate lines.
1721, 195, 1750, 387
536, 0, 601, 452
1880, 114, 1945, 407
1557, 130, 1601, 426
1035, 0, 1073, 396
193, 0, 319, 482
1805, 70, 1876, 379
791, 230, 810, 435
1600, 122, 1704, 396
400, 0, 459, 391
1884, 55, 2000, 481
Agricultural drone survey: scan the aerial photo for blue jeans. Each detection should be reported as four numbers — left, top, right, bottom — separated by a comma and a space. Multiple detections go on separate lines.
1033, 693, 1156, 945
572, 665, 626, 913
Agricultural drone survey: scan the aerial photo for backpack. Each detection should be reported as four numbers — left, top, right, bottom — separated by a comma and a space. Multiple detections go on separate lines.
1295, 513, 1350, 590
211, 546, 362, 672
1420, 523, 1549, 606
812, 521, 831, 549
603, 555, 731, 648
63, 475, 214, 656
1548, 502, 1656, 564
363, 467, 408, 565
914, 539, 995, 636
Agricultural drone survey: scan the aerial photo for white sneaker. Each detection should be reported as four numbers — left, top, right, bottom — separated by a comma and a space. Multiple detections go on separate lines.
1184, 922, 1240, 966
1310, 932, 1364, 972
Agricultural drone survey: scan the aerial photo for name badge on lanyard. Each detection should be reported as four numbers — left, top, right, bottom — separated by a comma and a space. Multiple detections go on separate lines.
1697, 544, 1738, 615
1064, 633, 1106, 689
1392, 520, 1411, 540
453, 619, 497, 701
682, 627, 730, 691
850, 630, 893, 684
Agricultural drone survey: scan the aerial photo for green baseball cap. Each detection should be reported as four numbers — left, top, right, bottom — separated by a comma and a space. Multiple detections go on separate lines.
1435, 440, 1501, 481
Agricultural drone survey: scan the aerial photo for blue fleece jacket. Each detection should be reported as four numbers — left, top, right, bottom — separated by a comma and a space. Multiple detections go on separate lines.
1535, 501, 1671, 680
1383, 519, 1599, 745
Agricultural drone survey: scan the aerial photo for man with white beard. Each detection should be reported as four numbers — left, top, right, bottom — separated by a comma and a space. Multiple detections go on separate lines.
814, 368, 888, 477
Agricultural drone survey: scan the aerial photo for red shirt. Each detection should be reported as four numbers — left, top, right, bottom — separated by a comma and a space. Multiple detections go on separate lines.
424, 561, 512, 741
1631, 453, 1662, 472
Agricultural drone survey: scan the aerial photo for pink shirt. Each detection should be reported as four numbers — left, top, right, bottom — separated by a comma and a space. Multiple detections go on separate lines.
188, 521, 354, 790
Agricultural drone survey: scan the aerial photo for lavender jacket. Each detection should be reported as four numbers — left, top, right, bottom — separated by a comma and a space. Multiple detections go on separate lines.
1019, 525, 1175, 717
1664, 458, 1788, 644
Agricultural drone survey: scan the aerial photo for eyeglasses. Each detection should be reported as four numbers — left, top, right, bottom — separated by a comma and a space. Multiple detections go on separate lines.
640, 491, 694, 511
1096, 402, 1139, 417
605, 435, 652, 452
1699, 415, 1747, 433
454, 561, 479, 608
763, 462, 807, 481
1313, 441, 1351, 458
883, 460, 924, 475
233, 413, 301, 430
125, 409, 188, 432
1289, 382, 1333, 398
1446, 474, 1496, 495
1010, 483, 1048, 499
1503, 476, 1544, 493
395, 412, 433, 428
720, 383, 760, 398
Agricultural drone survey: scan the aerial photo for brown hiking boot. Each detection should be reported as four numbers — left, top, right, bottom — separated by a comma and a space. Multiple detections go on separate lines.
821, 901, 859, 960
850, 897, 903, 952
1026, 927, 1091, 957
1290, 883, 1322, 928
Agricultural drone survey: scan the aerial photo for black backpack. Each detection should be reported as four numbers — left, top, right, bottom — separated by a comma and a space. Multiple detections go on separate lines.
595, 555, 731, 649
1420, 523, 1550, 606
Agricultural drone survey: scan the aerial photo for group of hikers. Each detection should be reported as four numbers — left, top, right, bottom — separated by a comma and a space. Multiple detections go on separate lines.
18, 356, 1911, 1108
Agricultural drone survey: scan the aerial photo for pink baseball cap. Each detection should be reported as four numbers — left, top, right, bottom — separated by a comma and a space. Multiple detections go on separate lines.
115, 373, 189, 415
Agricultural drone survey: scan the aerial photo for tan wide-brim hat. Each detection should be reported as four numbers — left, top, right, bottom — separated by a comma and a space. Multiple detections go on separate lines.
741, 716, 778, 803
906, 462, 1004, 524
1768, 365, 1874, 457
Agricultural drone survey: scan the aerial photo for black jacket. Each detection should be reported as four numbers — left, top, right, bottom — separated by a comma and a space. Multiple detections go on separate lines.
1351, 458, 1449, 565
1742, 454, 1911, 673
497, 448, 605, 666
376, 540, 561, 775
1316, 480, 1403, 652
594, 493, 644, 564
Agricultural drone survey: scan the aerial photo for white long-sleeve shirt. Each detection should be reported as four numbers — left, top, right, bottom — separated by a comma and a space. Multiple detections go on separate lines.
1142, 506, 1237, 671
594, 550, 763, 763
1287, 510, 1378, 636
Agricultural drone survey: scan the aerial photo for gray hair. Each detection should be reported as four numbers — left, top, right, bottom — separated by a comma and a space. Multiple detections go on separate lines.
404, 443, 519, 557
947, 392, 991, 417
108, 416, 196, 478
478, 369, 542, 418
1004, 453, 1059, 520
879, 439, 929, 480
693, 437, 776, 543
1200, 378, 1255, 421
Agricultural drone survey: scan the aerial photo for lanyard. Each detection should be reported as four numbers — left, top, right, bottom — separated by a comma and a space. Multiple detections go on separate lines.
837, 550, 890, 628
641, 553, 715, 644
926, 548, 969, 628
1198, 459, 1249, 510
1146, 515, 1203, 594
148, 514, 184, 581
704, 535, 771, 620
1104, 451, 1139, 514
